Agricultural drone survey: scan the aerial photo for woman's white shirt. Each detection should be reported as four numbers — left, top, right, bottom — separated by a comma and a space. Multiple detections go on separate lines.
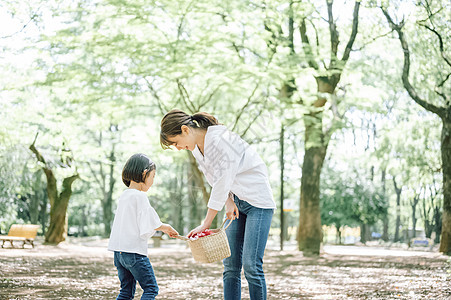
192, 125, 276, 211
108, 189, 162, 256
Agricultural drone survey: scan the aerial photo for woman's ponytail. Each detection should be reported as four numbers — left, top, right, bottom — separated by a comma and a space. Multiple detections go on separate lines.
160, 109, 220, 149
191, 112, 219, 129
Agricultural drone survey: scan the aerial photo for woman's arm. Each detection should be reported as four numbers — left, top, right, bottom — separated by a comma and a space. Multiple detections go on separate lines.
188, 130, 244, 238
187, 208, 218, 238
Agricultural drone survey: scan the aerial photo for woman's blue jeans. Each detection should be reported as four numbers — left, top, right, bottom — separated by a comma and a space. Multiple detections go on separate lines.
114, 251, 159, 300
223, 195, 274, 300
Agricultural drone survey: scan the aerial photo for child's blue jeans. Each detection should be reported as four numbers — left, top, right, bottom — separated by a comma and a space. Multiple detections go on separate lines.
114, 251, 159, 300
223, 195, 274, 300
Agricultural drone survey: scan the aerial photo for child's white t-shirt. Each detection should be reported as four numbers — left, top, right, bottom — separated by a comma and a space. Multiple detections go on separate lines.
108, 189, 162, 256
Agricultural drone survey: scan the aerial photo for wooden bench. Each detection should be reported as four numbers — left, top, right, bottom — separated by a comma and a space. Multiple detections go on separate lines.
0, 224, 40, 248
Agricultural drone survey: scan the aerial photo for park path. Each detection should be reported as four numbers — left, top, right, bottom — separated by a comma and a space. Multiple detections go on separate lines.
0, 238, 449, 299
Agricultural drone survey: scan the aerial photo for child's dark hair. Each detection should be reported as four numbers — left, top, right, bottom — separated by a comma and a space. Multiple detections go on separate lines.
122, 153, 156, 187
160, 109, 219, 149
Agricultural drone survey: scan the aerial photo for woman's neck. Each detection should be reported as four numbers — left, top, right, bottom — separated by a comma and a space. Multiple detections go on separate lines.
196, 129, 207, 155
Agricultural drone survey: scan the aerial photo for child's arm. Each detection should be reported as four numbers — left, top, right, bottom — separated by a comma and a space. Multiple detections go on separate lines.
155, 223, 179, 238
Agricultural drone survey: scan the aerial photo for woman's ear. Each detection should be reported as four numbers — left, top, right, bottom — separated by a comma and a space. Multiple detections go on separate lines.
181, 125, 190, 135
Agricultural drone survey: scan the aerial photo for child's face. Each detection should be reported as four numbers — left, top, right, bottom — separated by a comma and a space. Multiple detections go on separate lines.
142, 169, 156, 191
167, 125, 196, 151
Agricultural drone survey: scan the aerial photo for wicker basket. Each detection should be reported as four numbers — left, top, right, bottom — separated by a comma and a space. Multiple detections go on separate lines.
176, 219, 233, 263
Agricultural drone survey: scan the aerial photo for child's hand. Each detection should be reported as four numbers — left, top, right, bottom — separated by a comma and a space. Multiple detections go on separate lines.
158, 224, 179, 238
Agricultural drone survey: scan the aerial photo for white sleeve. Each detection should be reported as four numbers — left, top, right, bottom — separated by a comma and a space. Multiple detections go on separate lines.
137, 198, 163, 240
206, 132, 245, 211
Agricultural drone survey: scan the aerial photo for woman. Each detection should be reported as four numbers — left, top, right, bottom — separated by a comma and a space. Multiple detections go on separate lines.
160, 109, 275, 300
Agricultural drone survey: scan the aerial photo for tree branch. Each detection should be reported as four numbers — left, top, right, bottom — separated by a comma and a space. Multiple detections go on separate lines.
176, 79, 196, 113
231, 83, 260, 132
29, 134, 57, 206
326, 0, 339, 68
87, 161, 104, 192
60, 174, 80, 201
382, 8, 446, 118
263, 21, 282, 54
143, 77, 169, 115
232, 42, 245, 63
342, 0, 360, 62
352, 30, 393, 52
300, 18, 319, 69
418, 23, 451, 67
198, 83, 225, 111
29, 133, 47, 168
288, 1, 295, 54
0, 13, 38, 39
241, 105, 266, 138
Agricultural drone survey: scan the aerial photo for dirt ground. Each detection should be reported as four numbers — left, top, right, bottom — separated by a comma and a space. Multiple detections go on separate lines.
0, 238, 449, 300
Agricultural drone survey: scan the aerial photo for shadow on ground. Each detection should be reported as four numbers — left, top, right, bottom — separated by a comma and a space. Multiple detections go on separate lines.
0, 239, 449, 299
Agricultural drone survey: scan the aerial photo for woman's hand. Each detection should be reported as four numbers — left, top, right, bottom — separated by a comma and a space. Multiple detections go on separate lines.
187, 223, 209, 238
187, 208, 218, 238
225, 193, 239, 220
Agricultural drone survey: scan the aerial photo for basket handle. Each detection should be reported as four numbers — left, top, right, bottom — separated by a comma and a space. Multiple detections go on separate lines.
175, 219, 234, 241
175, 235, 190, 241
221, 218, 233, 231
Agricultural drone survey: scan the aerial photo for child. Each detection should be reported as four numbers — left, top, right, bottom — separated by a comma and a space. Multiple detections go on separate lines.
108, 153, 178, 300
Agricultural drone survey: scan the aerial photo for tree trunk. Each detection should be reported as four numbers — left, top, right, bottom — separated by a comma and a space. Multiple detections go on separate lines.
29, 170, 42, 224
102, 195, 113, 237
45, 175, 79, 244
424, 220, 433, 239
336, 225, 342, 244
434, 206, 442, 244
188, 153, 214, 228
411, 194, 419, 240
39, 188, 48, 236
381, 169, 389, 241
297, 77, 334, 255
280, 124, 285, 251
393, 178, 402, 242
102, 146, 116, 237
30, 140, 79, 245
294, 1, 359, 255
297, 145, 327, 254
187, 162, 198, 231
421, 196, 433, 238
360, 223, 368, 244
439, 119, 451, 254
174, 162, 184, 234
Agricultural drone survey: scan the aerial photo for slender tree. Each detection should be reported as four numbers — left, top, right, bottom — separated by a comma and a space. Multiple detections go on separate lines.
393, 177, 403, 242
86, 126, 119, 237
382, 2, 450, 254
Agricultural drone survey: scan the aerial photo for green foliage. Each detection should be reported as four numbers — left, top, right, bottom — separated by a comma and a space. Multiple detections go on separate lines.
321, 166, 388, 228
0, 0, 445, 242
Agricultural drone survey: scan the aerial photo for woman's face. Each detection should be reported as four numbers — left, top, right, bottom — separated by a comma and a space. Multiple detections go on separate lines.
167, 125, 196, 151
